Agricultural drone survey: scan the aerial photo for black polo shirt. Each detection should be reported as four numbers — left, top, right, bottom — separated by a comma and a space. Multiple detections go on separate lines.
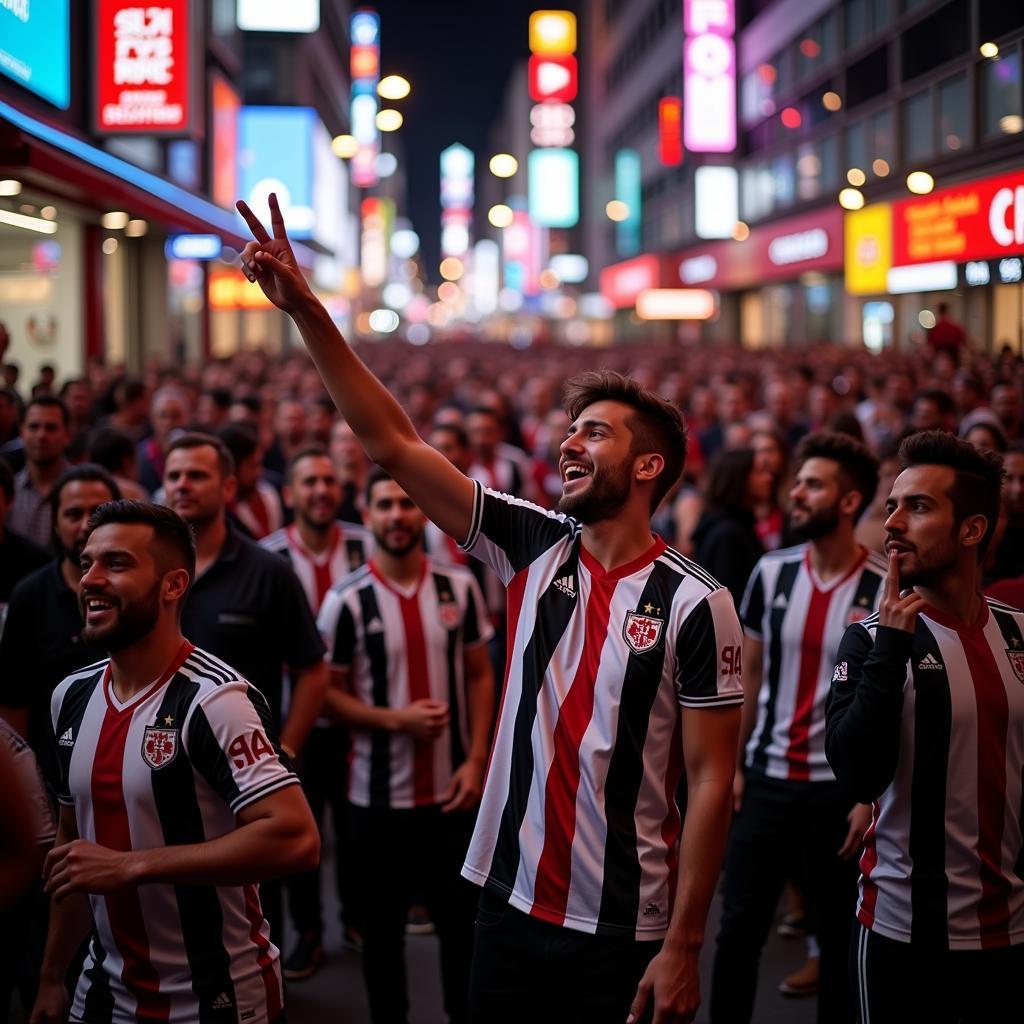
181, 524, 325, 727
0, 527, 50, 604
0, 559, 108, 789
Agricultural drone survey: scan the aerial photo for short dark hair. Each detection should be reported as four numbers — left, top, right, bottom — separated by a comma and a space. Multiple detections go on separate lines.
85, 500, 196, 591
429, 423, 469, 449
166, 432, 235, 478
563, 370, 688, 513
87, 426, 136, 473
49, 464, 122, 521
705, 448, 756, 511
0, 458, 13, 501
365, 465, 396, 504
218, 423, 259, 466
915, 388, 956, 418
898, 430, 1004, 558
962, 421, 1008, 453
287, 445, 331, 482
202, 387, 233, 411
59, 377, 87, 398
795, 431, 880, 519
25, 394, 69, 428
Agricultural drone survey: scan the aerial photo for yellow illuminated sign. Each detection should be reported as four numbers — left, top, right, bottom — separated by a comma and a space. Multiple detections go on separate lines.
529, 10, 576, 54
845, 203, 892, 296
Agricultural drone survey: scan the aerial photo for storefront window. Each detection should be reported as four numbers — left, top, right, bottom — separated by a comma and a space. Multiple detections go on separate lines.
902, 90, 933, 162
846, 119, 868, 175
820, 134, 839, 189
938, 73, 969, 152
983, 51, 1023, 138
871, 108, 894, 169
772, 155, 795, 207
845, 0, 868, 49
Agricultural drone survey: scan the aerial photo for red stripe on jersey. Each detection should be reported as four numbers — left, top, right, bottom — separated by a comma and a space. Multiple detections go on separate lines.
661, 713, 685, 911
532, 575, 618, 924
786, 584, 831, 781
244, 884, 282, 1019
857, 802, 880, 929
961, 628, 1013, 948
92, 642, 192, 1022
482, 568, 528, 789
287, 524, 341, 609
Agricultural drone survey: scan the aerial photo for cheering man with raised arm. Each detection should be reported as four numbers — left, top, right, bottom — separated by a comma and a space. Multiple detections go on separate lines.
235, 194, 743, 1024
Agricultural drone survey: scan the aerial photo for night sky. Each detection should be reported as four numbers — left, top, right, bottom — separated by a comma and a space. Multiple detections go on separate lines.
370, 0, 576, 275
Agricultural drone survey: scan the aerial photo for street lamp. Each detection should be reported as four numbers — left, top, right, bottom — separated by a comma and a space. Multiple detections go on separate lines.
489, 154, 518, 178
378, 75, 411, 100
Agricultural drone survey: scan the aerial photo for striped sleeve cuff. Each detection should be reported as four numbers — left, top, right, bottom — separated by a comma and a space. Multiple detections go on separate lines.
679, 692, 745, 709
229, 773, 301, 814
459, 479, 485, 552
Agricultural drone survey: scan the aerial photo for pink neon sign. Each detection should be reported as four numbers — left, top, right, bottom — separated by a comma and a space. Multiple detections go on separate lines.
683, 0, 736, 153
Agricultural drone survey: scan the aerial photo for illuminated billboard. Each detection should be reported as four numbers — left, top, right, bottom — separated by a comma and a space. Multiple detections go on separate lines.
211, 73, 240, 209
0, 0, 70, 108
96, 0, 192, 133
683, 0, 736, 152
694, 166, 738, 239
237, 0, 320, 32
528, 148, 578, 228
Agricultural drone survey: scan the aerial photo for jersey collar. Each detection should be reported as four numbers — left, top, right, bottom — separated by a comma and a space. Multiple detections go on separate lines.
579, 534, 667, 584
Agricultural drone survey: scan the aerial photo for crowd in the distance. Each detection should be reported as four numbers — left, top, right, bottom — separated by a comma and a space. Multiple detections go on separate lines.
1, 331, 1023, 1019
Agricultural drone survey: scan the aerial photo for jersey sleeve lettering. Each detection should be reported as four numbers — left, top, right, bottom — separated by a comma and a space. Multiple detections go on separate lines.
825, 621, 911, 802
674, 586, 745, 708
460, 480, 575, 584
185, 681, 299, 814
739, 559, 766, 639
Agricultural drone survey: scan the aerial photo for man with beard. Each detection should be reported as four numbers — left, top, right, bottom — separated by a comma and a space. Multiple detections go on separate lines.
826, 431, 1024, 1023
162, 432, 327, 943
0, 465, 121, 792
31, 500, 318, 1024
317, 468, 493, 1024
260, 447, 372, 977
710, 432, 882, 1024
235, 193, 743, 1024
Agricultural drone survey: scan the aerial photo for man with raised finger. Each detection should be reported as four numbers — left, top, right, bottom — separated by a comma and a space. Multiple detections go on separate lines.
234, 193, 743, 1024
317, 468, 494, 1024
826, 430, 1024, 1023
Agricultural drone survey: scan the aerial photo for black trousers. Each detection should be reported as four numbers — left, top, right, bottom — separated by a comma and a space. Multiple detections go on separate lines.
286, 726, 359, 938
0, 877, 48, 1020
468, 890, 662, 1024
709, 772, 859, 1024
349, 803, 478, 1024
850, 923, 1024, 1023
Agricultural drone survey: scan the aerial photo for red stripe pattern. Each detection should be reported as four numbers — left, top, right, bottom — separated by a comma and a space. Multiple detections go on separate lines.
398, 584, 435, 805
787, 585, 832, 780
244, 885, 282, 1020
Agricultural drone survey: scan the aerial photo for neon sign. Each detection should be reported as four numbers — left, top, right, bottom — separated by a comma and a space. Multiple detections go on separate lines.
683, 0, 736, 153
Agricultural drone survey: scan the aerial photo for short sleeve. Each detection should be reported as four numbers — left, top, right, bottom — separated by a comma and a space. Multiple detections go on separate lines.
460, 480, 576, 584
462, 572, 495, 648
186, 681, 299, 814
739, 559, 766, 639
674, 587, 745, 708
318, 588, 357, 667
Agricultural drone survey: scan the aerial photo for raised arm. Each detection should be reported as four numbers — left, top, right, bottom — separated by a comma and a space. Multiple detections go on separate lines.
236, 193, 475, 541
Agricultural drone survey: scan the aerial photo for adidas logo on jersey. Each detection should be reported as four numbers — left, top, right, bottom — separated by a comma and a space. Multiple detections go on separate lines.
553, 575, 576, 598
58, 728, 74, 747
918, 653, 944, 671
366, 617, 384, 634
210, 993, 234, 1011
642, 902, 662, 917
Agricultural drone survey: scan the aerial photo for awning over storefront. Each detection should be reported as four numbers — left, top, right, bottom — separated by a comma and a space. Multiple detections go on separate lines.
0, 99, 315, 267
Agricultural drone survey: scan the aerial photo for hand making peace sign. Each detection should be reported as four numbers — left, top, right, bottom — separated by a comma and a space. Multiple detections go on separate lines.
236, 192, 314, 314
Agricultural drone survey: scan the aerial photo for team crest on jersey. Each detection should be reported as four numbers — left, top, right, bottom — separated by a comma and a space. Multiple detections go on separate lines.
1006, 649, 1024, 683
142, 726, 179, 769
438, 600, 461, 630
623, 611, 664, 653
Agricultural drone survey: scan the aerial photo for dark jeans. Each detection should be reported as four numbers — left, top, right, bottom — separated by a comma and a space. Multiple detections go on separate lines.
710, 772, 859, 1024
469, 890, 661, 1024
850, 922, 1024, 1023
286, 726, 359, 939
349, 803, 478, 1024
0, 877, 48, 1020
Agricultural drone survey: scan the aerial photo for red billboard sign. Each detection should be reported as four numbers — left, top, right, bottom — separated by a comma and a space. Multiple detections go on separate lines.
600, 254, 665, 308
658, 98, 683, 166
672, 207, 844, 290
96, 0, 192, 133
528, 54, 578, 103
892, 170, 1024, 266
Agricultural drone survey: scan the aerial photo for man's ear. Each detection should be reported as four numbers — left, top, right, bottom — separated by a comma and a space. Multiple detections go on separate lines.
960, 513, 987, 551
222, 474, 238, 505
635, 452, 665, 483
164, 568, 190, 603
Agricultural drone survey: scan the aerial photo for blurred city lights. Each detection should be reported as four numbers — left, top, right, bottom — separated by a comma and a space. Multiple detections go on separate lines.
407, 323, 430, 345
438, 281, 460, 303
757, 64, 776, 84
918, 310, 937, 329
529, 10, 577, 55
798, 39, 820, 58
101, 237, 119, 254
488, 204, 514, 228
331, 133, 358, 158
838, 188, 865, 210
382, 282, 412, 309
548, 254, 588, 283
605, 200, 629, 221
847, 168, 866, 186
636, 288, 716, 320
376, 108, 403, 132
538, 269, 559, 289
906, 171, 935, 195
101, 211, 130, 229
0, 208, 58, 234
1001, 115, 1024, 135
732, 221, 750, 241
489, 153, 518, 178
439, 257, 464, 281
377, 75, 411, 100
498, 287, 524, 312
780, 107, 802, 129
872, 158, 891, 176
368, 309, 400, 333
980, 42, 999, 59
391, 228, 420, 259
822, 91, 842, 111
0, 179, 22, 196
40, 206, 57, 220
374, 152, 398, 177
125, 219, 148, 237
